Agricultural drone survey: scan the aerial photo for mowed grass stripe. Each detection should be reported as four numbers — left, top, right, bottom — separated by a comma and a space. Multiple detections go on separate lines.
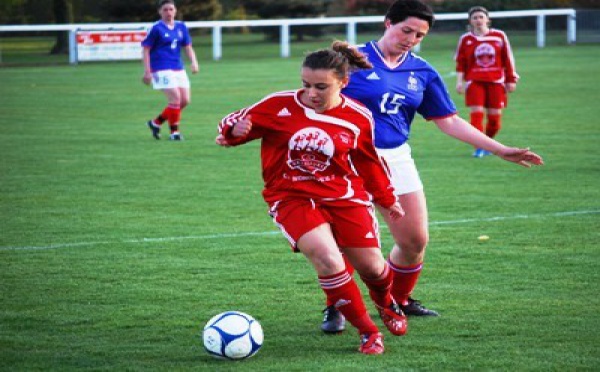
1, 208, 598, 251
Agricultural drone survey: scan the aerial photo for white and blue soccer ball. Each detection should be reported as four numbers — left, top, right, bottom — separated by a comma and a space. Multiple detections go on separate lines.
202, 311, 263, 360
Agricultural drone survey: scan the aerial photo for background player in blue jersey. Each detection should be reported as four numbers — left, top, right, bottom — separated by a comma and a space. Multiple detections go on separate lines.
142, 0, 198, 141
320, 0, 544, 334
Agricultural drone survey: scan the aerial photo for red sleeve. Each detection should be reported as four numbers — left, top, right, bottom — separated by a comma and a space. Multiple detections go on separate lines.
218, 101, 269, 146
454, 34, 467, 73
501, 32, 519, 83
351, 117, 396, 209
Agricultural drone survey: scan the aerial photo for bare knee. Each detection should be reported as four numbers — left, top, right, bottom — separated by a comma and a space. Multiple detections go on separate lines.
345, 248, 386, 279
395, 232, 429, 263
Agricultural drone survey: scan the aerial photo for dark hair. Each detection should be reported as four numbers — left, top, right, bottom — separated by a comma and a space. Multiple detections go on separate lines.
158, 0, 175, 9
468, 6, 489, 18
385, 0, 435, 28
302, 40, 373, 81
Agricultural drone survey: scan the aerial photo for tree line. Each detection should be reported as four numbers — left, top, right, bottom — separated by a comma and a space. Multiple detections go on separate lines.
1, 0, 596, 54
2, 0, 596, 26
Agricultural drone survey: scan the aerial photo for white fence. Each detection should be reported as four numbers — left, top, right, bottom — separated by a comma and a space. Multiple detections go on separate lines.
0, 8, 577, 64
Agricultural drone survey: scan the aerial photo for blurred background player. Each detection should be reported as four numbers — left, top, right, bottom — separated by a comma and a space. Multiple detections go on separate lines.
455, 6, 519, 158
320, 0, 543, 334
216, 41, 409, 355
142, 0, 199, 141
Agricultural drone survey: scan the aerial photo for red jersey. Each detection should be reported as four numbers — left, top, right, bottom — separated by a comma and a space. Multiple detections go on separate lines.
219, 90, 396, 208
454, 28, 519, 84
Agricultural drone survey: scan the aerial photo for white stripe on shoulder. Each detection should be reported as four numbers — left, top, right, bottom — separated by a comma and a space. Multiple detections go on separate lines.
344, 97, 373, 121
293, 93, 361, 135
220, 90, 297, 128
242, 90, 296, 112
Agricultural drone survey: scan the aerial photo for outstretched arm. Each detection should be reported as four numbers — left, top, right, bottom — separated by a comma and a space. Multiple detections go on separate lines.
433, 115, 544, 168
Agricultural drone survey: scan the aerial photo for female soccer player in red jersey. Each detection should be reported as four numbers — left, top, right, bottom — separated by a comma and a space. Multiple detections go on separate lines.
142, 0, 199, 141
319, 0, 543, 334
216, 41, 408, 355
455, 6, 519, 157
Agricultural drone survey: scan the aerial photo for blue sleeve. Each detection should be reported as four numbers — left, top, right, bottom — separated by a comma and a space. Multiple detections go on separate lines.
417, 70, 457, 120
141, 25, 157, 48
182, 24, 191, 46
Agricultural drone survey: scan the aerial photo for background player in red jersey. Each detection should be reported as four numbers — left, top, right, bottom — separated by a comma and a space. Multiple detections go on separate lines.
142, 0, 199, 141
455, 6, 519, 157
216, 41, 409, 355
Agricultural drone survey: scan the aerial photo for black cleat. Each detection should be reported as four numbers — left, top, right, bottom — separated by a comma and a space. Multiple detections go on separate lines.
147, 120, 160, 140
399, 297, 439, 317
321, 305, 346, 334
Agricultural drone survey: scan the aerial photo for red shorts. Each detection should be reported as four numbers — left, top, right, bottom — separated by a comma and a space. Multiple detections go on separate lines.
269, 199, 381, 252
465, 81, 507, 109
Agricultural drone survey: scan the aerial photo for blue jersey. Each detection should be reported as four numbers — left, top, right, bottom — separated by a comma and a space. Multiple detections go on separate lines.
342, 41, 457, 149
141, 20, 191, 71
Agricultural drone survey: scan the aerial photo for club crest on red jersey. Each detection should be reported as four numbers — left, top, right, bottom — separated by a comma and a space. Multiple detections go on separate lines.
475, 43, 496, 68
287, 127, 334, 174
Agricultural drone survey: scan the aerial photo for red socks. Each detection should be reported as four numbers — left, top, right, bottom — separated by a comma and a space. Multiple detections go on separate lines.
470, 112, 502, 138
360, 264, 393, 309
319, 270, 378, 335
326, 254, 355, 307
388, 260, 423, 306
470, 111, 484, 132
485, 114, 502, 138
154, 105, 181, 134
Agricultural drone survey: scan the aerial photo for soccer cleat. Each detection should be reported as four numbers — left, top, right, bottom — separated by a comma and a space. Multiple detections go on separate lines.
169, 132, 183, 141
400, 297, 439, 317
472, 148, 484, 158
359, 332, 384, 355
481, 149, 492, 156
377, 302, 408, 336
321, 305, 346, 334
147, 120, 160, 140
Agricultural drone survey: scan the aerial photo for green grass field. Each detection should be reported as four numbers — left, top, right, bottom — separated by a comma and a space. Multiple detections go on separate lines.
1, 37, 599, 370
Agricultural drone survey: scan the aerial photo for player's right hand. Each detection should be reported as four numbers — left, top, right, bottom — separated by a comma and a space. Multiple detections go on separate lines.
231, 115, 252, 138
142, 72, 152, 85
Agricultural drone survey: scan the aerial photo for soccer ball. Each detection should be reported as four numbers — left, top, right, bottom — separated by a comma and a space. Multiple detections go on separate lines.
202, 311, 263, 360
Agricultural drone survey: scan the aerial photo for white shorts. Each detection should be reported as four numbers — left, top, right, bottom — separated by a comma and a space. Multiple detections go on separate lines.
151, 69, 190, 90
376, 143, 423, 195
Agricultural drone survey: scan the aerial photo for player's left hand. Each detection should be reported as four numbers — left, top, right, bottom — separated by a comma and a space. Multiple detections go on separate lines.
386, 201, 405, 221
496, 147, 544, 167
506, 83, 517, 93
191, 62, 199, 74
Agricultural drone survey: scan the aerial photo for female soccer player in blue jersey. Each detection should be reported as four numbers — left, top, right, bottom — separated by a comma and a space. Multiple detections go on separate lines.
320, 0, 544, 334
142, 0, 199, 141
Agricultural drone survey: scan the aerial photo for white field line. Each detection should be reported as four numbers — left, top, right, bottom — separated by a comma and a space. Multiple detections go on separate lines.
1, 209, 598, 252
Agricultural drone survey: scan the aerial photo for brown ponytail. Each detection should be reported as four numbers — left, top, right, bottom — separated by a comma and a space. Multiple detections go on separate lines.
303, 40, 372, 81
